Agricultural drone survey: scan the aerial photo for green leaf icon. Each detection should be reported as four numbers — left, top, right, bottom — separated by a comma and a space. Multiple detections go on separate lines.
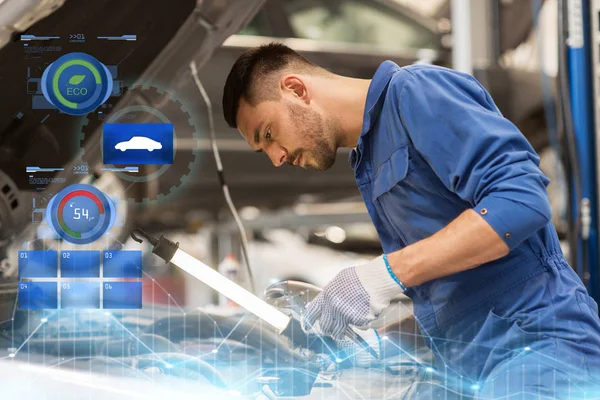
68, 74, 86, 85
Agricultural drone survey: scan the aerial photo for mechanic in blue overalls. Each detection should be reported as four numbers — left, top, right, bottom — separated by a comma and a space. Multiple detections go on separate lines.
222, 43, 600, 398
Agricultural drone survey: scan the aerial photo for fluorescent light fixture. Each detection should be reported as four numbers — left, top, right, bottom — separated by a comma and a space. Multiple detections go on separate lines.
239, 206, 261, 220
131, 229, 291, 334
170, 249, 290, 332
325, 226, 346, 244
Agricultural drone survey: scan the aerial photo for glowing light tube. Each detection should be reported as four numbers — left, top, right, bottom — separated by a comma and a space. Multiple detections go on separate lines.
170, 249, 291, 333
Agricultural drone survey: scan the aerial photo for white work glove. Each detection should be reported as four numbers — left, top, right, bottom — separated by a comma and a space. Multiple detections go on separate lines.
302, 255, 405, 340
335, 328, 382, 368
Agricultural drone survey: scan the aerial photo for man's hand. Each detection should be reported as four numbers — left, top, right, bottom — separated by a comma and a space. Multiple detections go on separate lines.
301, 256, 404, 339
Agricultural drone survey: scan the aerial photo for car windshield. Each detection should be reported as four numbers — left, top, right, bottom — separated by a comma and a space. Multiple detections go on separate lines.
285, 0, 439, 50
240, 0, 440, 52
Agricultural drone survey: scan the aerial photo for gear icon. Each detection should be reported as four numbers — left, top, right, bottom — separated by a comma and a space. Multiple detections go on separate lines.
79, 84, 200, 204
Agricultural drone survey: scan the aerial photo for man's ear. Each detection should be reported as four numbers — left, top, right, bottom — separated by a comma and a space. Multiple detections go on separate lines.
281, 75, 309, 104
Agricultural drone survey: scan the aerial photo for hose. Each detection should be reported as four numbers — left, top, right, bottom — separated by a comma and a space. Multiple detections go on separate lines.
189, 60, 256, 294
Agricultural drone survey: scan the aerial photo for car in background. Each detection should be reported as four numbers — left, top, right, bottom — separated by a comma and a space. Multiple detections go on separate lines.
199, 0, 548, 153
248, 229, 373, 293
192, 0, 560, 232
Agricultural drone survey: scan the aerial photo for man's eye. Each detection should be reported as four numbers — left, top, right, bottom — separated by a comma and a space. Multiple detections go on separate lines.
265, 128, 272, 140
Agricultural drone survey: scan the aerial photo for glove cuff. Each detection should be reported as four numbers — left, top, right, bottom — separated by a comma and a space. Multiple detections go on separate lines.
354, 256, 405, 317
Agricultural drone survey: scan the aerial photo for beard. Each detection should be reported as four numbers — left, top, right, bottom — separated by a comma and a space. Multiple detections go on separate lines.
286, 102, 337, 171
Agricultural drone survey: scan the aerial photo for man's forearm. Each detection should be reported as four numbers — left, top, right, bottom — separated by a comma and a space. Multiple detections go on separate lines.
387, 209, 510, 287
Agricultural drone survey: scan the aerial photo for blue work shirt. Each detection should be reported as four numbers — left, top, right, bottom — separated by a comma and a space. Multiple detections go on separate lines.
352, 61, 600, 395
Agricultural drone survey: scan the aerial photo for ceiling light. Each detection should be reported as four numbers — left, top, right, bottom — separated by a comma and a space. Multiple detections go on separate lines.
325, 226, 346, 244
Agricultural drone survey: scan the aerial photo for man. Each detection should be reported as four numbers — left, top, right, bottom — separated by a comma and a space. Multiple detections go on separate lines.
222, 43, 600, 398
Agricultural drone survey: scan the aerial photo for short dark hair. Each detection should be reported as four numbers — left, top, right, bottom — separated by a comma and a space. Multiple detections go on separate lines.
222, 43, 321, 129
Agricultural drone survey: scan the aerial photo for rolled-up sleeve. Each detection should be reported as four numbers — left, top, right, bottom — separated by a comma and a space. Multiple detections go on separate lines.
396, 67, 551, 250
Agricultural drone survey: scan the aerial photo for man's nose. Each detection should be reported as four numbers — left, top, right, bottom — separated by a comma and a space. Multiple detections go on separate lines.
265, 143, 287, 167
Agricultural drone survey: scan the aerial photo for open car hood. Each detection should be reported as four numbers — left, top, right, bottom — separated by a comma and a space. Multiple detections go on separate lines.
0, 0, 265, 186
0, 0, 265, 322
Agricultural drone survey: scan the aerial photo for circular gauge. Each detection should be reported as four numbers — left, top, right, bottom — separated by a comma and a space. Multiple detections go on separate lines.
41, 52, 113, 116
46, 184, 116, 244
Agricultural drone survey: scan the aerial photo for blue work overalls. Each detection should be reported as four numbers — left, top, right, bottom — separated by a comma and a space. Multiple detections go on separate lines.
352, 62, 600, 398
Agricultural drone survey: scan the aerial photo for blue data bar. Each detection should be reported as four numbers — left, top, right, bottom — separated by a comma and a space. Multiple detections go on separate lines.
61, 251, 100, 278
19, 282, 57, 309
103, 250, 142, 278
60, 282, 100, 309
18, 250, 58, 278
103, 282, 142, 309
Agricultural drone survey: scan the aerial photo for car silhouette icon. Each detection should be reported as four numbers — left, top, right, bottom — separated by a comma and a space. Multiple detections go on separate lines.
114, 136, 163, 152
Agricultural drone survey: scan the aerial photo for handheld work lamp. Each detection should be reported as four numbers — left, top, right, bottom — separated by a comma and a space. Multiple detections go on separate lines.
131, 229, 304, 340
131, 229, 378, 358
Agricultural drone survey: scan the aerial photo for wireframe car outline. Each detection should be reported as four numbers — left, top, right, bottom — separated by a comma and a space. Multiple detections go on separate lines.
114, 136, 163, 152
